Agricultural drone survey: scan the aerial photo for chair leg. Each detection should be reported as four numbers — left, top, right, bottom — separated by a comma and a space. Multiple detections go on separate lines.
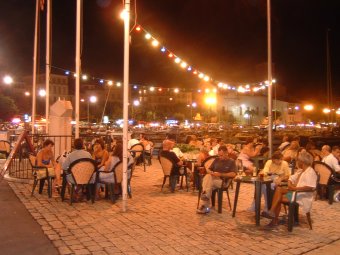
161, 176, 167, 191
328, 185, 334, 205
39, 179, 45, 194
47, 178, 53, 198
127, 179, 132, 198
306, 212, 312, 230
186, 174, 189, 192
31, 178, 38, 196
288, 203, 295, 232
211, 190, 216, 207
226, 189, 232, 211
70, 185, 74, 205
218, 189, 223, 213
109, 184, 116, 203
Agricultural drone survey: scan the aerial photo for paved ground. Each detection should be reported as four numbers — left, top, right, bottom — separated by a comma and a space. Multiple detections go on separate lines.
5, 159, 340, 255
0, 180, 58, 255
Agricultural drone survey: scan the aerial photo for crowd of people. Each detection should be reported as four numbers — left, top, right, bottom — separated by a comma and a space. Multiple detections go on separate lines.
156, 134, 339, 225
34, 132, 339, 223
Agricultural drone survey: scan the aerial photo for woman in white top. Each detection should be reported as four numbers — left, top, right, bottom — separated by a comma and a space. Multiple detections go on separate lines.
266, 151, 317, 227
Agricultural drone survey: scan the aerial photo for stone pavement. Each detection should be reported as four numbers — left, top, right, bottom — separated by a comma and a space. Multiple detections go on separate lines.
6, 159, 340, 255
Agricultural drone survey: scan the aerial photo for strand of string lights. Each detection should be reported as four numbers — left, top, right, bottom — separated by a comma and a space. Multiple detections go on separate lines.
132, 24, 276, 93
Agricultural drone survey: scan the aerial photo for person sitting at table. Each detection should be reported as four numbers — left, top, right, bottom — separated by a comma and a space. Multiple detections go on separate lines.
139, 133, 154, 165
188, 135, 203, 149
320, 145, 331, 159
62, 138, 92, 200
237, 137, 262, 175
92, 138, 109, 169
305, 141, 322, 161
278, 135, 290, 152
160, 139, 184, 192
127, 133, 140, 150
259, 151, 291, 215
282, 140, 300, 162
197, 145, 237, 214
266, 151, 317, 227
208, 138, 220, 156
98, 142, 134, 197
322, 146, 340, 175
36, 139, 61, 192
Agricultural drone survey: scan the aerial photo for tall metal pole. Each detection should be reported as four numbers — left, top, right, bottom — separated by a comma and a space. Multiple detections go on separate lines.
75, 0, 82, 138
122, 0, 130, 212
32, 0, 39, 135
45, 0, 51, 134
267, 0, 273, 157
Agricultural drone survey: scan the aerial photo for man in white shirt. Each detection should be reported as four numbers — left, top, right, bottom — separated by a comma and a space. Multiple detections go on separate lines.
127, 133, 140, 150
322, 146, 340, 173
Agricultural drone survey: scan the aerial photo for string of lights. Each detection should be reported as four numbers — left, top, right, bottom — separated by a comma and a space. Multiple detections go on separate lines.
132, 24, 277, 93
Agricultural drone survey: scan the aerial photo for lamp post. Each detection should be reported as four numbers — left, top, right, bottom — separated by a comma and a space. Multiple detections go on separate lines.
132, 99, 140, 120
87, 96, 97, 124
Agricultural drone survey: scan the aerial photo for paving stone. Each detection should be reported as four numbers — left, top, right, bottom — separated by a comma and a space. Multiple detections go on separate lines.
8, 159, 340, 255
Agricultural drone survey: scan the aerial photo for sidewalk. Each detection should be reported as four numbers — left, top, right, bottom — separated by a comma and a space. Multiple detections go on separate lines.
0, 180, 58, 255
4, 159, 340, 254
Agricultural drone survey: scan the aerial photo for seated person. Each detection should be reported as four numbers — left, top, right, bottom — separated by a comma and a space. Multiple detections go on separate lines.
139, 134, 154, 165
305, 141, 322, 161
259, 151, 291, 214
278, 135, 290, 152
98, 142, 134, 197
160, 139, 184, 191
92, 139, 109, 169
62, 138, 92, 176
266, 151, 317, 227
208, 138, 220, 156
36, 139, 59, 188
197, 145, 237, 214
320, 145, 331, 159
322, 145, 340, 178
282, 140, 300, 162
237, 137, 262, 175
127, 133, 140, 149
188, 135, 203, 149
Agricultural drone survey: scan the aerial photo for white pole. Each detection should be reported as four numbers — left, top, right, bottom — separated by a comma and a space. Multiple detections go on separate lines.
32, 0, 39, 135
122, 0, 130, 212
45, 0, 51, 134
101, 86, 112, 123
75, 0, 82, 139
267, 0, 273, 157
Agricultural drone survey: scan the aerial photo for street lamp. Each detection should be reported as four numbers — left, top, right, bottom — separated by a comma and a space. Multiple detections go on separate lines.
3, 75, 13, 85
304, 104, 314, 111
87, 96, 97, 123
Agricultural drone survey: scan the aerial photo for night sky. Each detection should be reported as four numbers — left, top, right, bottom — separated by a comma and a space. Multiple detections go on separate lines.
0, 0, 339, 103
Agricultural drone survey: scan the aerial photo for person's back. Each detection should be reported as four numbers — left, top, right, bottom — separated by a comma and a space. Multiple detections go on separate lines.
62, 139, 92, 171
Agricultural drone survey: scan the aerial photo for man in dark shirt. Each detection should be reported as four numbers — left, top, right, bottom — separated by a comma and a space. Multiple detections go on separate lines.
197, 145, 236, 214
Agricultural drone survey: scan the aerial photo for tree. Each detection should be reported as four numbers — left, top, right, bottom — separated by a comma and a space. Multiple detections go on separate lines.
0, 94, 19, 121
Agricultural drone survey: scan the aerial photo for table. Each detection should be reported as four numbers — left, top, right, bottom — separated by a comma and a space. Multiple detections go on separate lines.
184, 159, 198, 190
232, 176, 273, 226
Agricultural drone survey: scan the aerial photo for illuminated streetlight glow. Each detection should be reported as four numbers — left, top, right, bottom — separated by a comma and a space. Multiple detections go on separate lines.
116, 82, 121, 87
151, 40, 159, 47
174, 88, 179, 93
89, 96, 97, 103
180, 62, 187, 68
323, 108, 331, 114
82, 74, 88, 80
108, 80, 113, 86
174, 57, 181, 64
205, 97, 216, 105
192, 102, 197, 107
304, 104, 314, 111
80, 99, 85, 102
25, 91, 30, 96
120, 9, 129, 20
39, 89, 46, 97
145, 33, 151, 40
149, 87, 155, 91
133, 100, 140, 106
3, 75, 13, 85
